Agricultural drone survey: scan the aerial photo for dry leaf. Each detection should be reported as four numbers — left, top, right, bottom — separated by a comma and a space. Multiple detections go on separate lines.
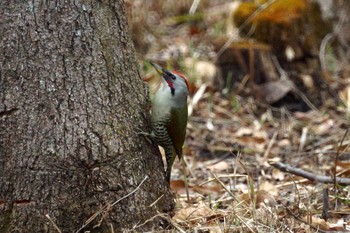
183, 57, 218, 86
235, 127, 253, 137
235, 127, 268, 152
256, 79, 294, 104
336, 153, 350, 169
207, 161, 231, 172
272, 168, 285, 181
240, 190, 277, 208
329, 219, 348, 231
339, 85, 350, 113
240, 193, 251, 206
192, 184, 221, 195
337, 159, 350, 167
314, 119, 334, 135
293, 110, 317, 121
277, 139, 291, 147
301, 216, 330, 230
237, 135, 267, 152
170, 179, 188, 195
259, 181, 279, 196
239, 136, 266, 144
173, 203, 215, 223
299, 74, 314, 89
256, 190, 277, 208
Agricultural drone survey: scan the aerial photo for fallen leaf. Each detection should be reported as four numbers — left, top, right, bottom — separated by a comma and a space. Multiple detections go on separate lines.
272, 168, 285, 181
239, 136, 266, 144
240, 193, 251, 206
256, 79, 294, 104
277, 139, 291, 147
259, 181, 279, 196
240, 190, 276, 208
293, 110, 318, 121
235, 127, 253, 137
237, 134, 267, 152
183, 57, 218, 86
339, 85, 350, 113
192, 184, 222, 195
301, 216, 330, 230
207, 161, 231, 172
329, 219, 347, 231
170, 179, 188, 195
314, 119, 334, 135
255, 190, 277, 208
299, 74, 314, 89
173, 203, 215, 223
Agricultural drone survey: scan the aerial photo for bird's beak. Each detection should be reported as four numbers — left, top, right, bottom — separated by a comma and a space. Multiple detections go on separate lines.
149, 62, 167, 76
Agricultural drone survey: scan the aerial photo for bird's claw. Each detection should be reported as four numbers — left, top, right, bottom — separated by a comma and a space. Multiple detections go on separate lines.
136, 129, 154, 144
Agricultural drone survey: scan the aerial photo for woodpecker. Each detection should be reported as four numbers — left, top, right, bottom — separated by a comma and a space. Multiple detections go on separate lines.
143, 62, 189, 182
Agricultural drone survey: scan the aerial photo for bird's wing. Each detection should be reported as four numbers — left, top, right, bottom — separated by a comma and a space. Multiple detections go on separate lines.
166, 105, 188, 159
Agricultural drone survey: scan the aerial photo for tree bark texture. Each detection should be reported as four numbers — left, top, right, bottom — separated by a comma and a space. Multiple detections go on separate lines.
0, 0, 174, 232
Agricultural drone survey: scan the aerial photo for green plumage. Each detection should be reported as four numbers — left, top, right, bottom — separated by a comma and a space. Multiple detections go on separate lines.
144, 62, 189, 182
164, 105, 188, 180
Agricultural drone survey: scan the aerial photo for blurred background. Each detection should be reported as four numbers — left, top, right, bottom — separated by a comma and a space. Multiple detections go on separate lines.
126, 1, 350, 230
127, 0, 349, 111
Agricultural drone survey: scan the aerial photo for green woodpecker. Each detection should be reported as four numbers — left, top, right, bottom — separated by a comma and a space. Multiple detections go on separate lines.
143, 62, 189, 182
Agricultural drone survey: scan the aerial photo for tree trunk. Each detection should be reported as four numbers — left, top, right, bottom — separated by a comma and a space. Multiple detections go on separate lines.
0, 0, 174, 232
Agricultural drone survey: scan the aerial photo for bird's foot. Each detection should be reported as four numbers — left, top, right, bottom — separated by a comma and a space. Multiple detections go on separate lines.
136, 129, 154, 144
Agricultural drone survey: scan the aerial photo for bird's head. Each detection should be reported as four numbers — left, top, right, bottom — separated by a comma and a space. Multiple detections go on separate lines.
149, 62, 189, 97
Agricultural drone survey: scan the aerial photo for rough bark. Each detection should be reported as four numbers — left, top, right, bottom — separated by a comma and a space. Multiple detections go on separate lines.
0, 0, 174, 232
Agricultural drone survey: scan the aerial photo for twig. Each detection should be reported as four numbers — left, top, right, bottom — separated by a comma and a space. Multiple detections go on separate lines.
75, 175, 149, 233
321, 188, 329, 221
208, 172, 244, 205
111, 175, 148, 207
45, 214, 62, 233
334, 129, 348, 179
319, 33, 335, 71
236, 74, 250, 95
286, 208, 327, 233
189, 0, 201, 14
181, 157, 190, 202
263, 131, 278, 159
269, 161, 350, 185
172, 221, 187, 233
272, 56, 318, 112
215, 0, 277, 59
333, 129, 348, 208
275, 178, 309, 188
149, 194, 164, 207
234, 214, 256, 233
200, 173, 247, 186
319, 1, 348, 71
209, 172, 235, 198
203, 152, 232, 166
188, 84, 207, 116
279, 150, 350, 158
133, 212, 168, 230
298, 127, 308, 155
109, 223, 115, 233
249, 44, 255, 92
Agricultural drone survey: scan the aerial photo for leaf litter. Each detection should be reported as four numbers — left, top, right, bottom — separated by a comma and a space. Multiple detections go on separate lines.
128, 0, 350, 231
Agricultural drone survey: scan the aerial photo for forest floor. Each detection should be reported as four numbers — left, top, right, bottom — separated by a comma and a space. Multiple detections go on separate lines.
128, 0, 350, 232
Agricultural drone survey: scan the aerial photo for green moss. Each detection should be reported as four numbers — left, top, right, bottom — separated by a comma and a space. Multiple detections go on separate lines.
165, 12, 204, 25
234, 0, 307, 26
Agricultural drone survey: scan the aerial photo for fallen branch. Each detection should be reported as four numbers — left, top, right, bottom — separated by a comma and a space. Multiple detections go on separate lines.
269, 161, 350, 185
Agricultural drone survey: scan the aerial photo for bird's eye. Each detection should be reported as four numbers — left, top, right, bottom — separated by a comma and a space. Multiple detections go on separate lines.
171, 75, 176, 80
